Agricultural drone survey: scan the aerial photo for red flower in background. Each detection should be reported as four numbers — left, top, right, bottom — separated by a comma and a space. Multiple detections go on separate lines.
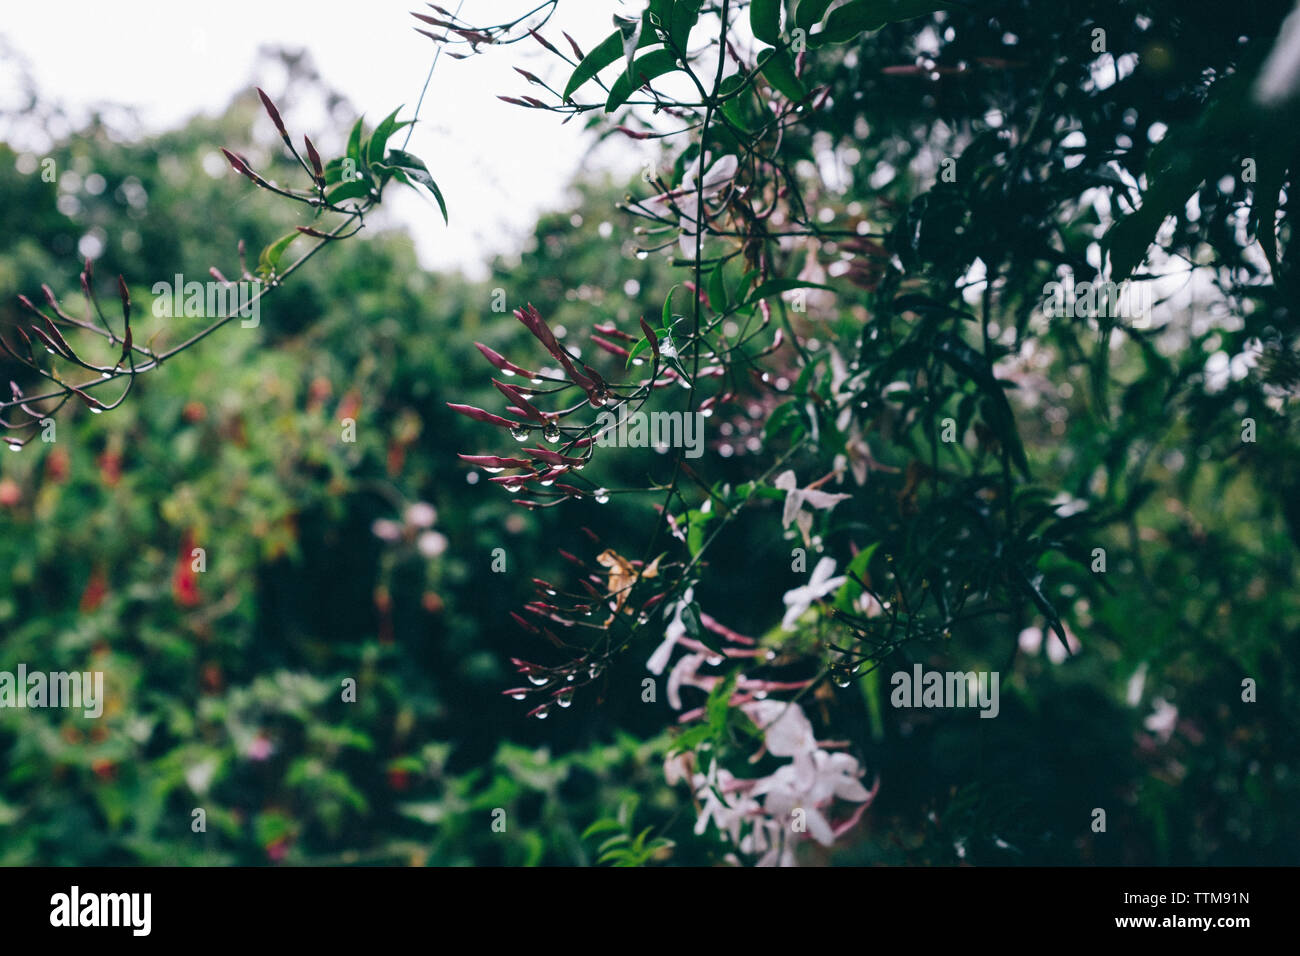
172, 531, 201, 607
79, 567, 109, 613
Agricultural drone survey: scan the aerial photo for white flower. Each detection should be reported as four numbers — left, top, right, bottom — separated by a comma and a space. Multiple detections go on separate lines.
667, 651, 719, 710
780, 557, 846, 631
647, 587, 694, 675
1018, 626, 1043, 655
742, 699, 817, 756
644, 153, 739, 257
417, 530, 448, 558
1126, 663, 1148, 707
1145, 698, 1178, 742
1255, 1, 1300, 107
1045, 623, 1081, 664
405, 502, 437, 528
751, 749, 874, 846
692, 762, 761, 845
774, 470, 852, 547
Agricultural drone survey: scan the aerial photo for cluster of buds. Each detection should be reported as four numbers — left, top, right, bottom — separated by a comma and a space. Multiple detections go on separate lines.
453, 304, 671, 508
499, 528, 679, 718
2, 259, 144, 449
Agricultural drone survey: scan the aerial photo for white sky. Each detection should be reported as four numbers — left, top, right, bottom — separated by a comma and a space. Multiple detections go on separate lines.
1, 0, 646, 278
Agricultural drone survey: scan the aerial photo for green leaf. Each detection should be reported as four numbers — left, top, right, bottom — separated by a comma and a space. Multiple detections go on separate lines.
346, 116, 366, 170
326, 179, 372, 205
834, 541, 881, 612
932, 332, 1030, 478
750, 0, 782, 45
384, 149, 448, 223
816, 0, 949, 44
796, 0, 834, 31
367, 107, 405, 166
759, 48, 806, 101
580, 818, 624, 841
563, 16, 659, 100
668, 724, 712, 754
614, 15, 643, 82
662, 285, 678, 329
707, 262, 729, 313
257, 232, 300, 276
605, 49, 682, 112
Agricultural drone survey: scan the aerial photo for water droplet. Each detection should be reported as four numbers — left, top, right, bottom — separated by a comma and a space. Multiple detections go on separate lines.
557, 691, 574, 708
832, 668, 852, 688
503, 482, 523, 493
527, 673, 549, 686
542, 422, 561, 443
502, 368, 516, 377
539, 478, 555, 487
510, 426, 529, 442
706, 654, 723, 666
89, 407, 103, 414
594, 488, 610, 504
510, 692, 526, 700
534, 706, 551, 720
566, 672, 576, 682
482, 466, 503, 475
7, 444, 21, 453
588, 663, 603, 679
571, 460, 586, 471
635, 249, 649, 261
754, 689, 768, 700
589, 386, 609, 408
765, 649, 777, 661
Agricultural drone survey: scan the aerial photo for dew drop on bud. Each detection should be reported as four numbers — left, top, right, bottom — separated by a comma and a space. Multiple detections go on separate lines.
527, 674, 549, 686
510, 426, 529, 442
594, 488, 610, 504
510, 691, 526, 700
534, 706, 551, 719
635, 249, 649, 261
557, 691, 574, 708
542, 422, 561, 443
706, 654, 723, 666
589, 387, 609, 408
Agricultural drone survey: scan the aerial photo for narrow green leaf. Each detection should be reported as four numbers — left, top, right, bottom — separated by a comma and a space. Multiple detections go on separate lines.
346, 116, 365, 170
605, 49, 682, 112
258, 232, 300, 275
564, 17, 659, 100
385, 149, 448, 223
367, 107, 404, 166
